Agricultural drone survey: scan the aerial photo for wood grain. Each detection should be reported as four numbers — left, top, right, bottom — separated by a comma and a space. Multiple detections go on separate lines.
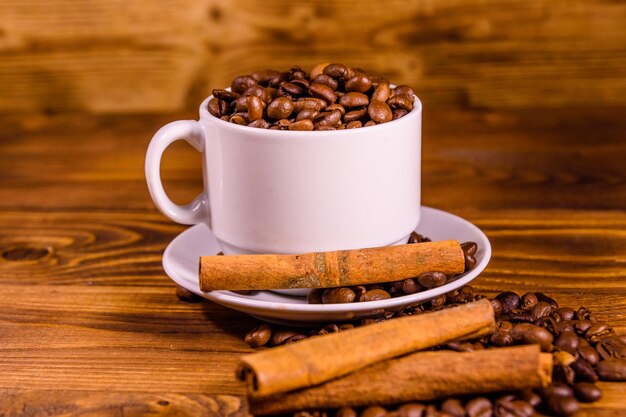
1, 0, 626, 112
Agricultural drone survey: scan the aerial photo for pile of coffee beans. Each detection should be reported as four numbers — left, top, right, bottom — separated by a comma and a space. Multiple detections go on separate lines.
308, 232, 478, 304
242, 287, 626, 417
207, 63, 416, 131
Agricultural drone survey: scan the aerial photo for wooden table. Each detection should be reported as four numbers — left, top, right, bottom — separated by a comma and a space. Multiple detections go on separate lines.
0, 108, 624, 416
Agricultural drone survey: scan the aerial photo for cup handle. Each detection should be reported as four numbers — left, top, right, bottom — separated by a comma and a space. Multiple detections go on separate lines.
145, 120, 209, 225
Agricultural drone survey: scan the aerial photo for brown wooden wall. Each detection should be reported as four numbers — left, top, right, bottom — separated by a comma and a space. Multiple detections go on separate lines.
1, 0, 625, 113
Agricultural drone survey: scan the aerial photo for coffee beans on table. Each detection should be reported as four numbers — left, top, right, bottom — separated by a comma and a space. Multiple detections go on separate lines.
207, 64, 416, 130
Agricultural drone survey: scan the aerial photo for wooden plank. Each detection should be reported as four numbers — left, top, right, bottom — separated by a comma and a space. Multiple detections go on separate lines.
1, 0, 626, 111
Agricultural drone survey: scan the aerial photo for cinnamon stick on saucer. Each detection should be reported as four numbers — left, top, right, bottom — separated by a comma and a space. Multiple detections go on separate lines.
237, 299, 495, 398
250, 345, 553, 415
199, 240, 464, 291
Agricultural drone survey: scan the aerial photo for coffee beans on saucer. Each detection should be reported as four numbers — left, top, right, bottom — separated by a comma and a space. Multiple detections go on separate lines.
207, 64, 416, 131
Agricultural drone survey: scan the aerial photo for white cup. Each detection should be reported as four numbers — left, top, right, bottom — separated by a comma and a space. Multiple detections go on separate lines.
146, 95, 422, 255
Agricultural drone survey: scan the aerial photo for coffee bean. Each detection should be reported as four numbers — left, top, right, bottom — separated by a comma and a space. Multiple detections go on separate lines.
296, 109, 318, 121
245, 323, 272, 347
417, 271, 447, 289
596, 334, 626, 359
231, 75, 257, 94
289, 119, 314, 131
360, 406, 387, 417
396, 403, 425, 417
346, 120, 363, 129
393, 109, 409, 120
517, 390, 541, 407
294, 97, 327, 112
387, 94, 414, 111
535, 293, 559, 309
495, 399, 534, 417
531, 301, 555, 321
544, 395, 580, 417
490, 298, 503, 316
344, 107, 368, 122
511, 323, 553, 351
248, 119, 271, 129
175, 285, 202, 303
496, 292, 520, 313
573, 382, 602, 402
318, 323, 340, 335
208, 98, 226, 117
538, 383, 574, 399
555, 307, 576, 321
246, 95, 264, 121
430, 294, 447, 310
316, 126, 337, 131
314, 110, 343, 128
313, 74, 339, 91
278, 82, 305, 98
465, 398, 493, 417
229, 113, 248, 125
596, 358, 626, 381
307, 288, 324, 304
584, 323, 613, 342
368, 100, 393, 123
372, 81, 391, 102
360, 289, 391, 302
460, 241, 478, 256
289, 66, 307, 80
440, 399, 464, 417
578, 344, 600, 366
364, 120, 376, 127
310, 82, 337, 103
345, 75, 372, 93
519, 293, 538, 310
340, 92, 370, 108
275, 119, 292, 130
291, 78, 311, 91
268, 327, 303, 346
574, 319, 593, 335
322, 287, 356, 304
464, 254, 477, 271
401, 278, 425, 294
323, 63, 350, 80
243, 85, 273, 103
394, 84, 416, 98
571, 357, 598, 382
212, 89, 240, 102
250, 69, 281, 86
267, 97, 295, 120
336, 407, 358, 417
490, 331, 514, 346
310, 63, 330, 79
555, 331, 579, 354
554, 320, 576, 335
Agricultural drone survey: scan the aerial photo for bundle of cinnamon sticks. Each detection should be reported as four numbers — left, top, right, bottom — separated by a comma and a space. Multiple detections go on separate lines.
237, 299, 553, 414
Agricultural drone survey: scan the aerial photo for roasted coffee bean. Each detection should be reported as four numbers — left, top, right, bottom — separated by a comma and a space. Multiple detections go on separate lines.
368, 100, 393, 123
278, 82, 304, 97
250, 69, 281, 85
555, 307, 576, 321
387, 94, 414, 111
490, 298, 503, 316
461, 241, 478, 256
539, 383, 574, 399
364, 120, 376, 127
575, 319, 593, 335
495, 399, 534, 417
294, 411, 327, 417
499, 321, 514, 333
318, 323, 340, 335
496, 292, 520, 313
313, 74, 339, 91
344, 107, 368, 122
394, 84, 416, 98
535, 292, 559, 309
573, 382, 602, 402
289, 119, 314, 131
345, 74, 372, 93
372, 81, 391, 102
314, 110, 343, 128
248, 119, 271, 129
267, 97, 295, 120
585, 323, 613, 342
360, 406, 387, 417
326, 103, 346, 115
229, 113, 248, 125
396, 403, 425, 417
317, 126, 337, 131
307, 288, 324, 304
212, 89, 240, 102
417, 271, 447, 289
517, 390, 541, 407
511, 323, 553, 351
578, 344, 600, 365
490, 331, 514, 346
322, 287, 356, 304
268, 328, 302, 346
520, 293, 538, 310
233, 95, 249, 112
296, 109, 318, 121
288, 66, 306, 80
408, 232, 431, 244
243, 85, 273, 103
294, 97, 327, 112
464, 254, 477, 271
555, 331, 579, 354
336, 407, 358, 417
401, 278, 425, 294
544, 395, 580, 417
440, 399, 465, 417
554, 320, 576, 335
430, 294, 447, 309
596, 358, 626, 381
531, 301, 554, 321
346, 120, 363, 129
231, 75, 257, 94
310, 82, 337, 103
340, 92, 370, 108
246, 95, 264, 121
596, 335, 626, 359
360, 289, 391, 302
275, 119, 292, 130
570, 357, 598, 382
465, 397, 493, 417
393, 109, 409, 120
245, 323, 272, 347
175, 285, 202, 303
207, 97, 227, 117
323, 63, 350, 80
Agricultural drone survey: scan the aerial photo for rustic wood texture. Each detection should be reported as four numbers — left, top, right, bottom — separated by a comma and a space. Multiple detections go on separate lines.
0, 107, 625, 415
1, 0, 626, 112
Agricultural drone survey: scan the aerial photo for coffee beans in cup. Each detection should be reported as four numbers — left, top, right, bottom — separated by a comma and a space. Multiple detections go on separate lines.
207, 64, 416, 131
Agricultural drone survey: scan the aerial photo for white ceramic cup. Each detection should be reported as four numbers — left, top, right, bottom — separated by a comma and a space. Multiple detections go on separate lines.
146, 95, 422, 255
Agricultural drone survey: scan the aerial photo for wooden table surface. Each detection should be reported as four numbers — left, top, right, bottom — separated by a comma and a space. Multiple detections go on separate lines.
0, 108, 625, 416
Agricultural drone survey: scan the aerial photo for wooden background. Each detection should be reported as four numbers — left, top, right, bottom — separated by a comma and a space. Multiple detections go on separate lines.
0, 1, 625, 416
1, 0, 626, 113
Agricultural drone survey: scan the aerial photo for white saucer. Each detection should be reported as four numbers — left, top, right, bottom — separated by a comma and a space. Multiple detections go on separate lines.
163, 206, 491, 326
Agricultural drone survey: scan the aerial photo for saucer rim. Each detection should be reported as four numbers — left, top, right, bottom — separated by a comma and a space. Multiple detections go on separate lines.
162, 206, 492, 313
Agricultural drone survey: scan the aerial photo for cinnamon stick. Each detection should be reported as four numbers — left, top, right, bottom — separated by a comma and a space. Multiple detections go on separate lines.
199, 240, 464, 291
237, 299, 495, 398
250, 345, 553, 415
